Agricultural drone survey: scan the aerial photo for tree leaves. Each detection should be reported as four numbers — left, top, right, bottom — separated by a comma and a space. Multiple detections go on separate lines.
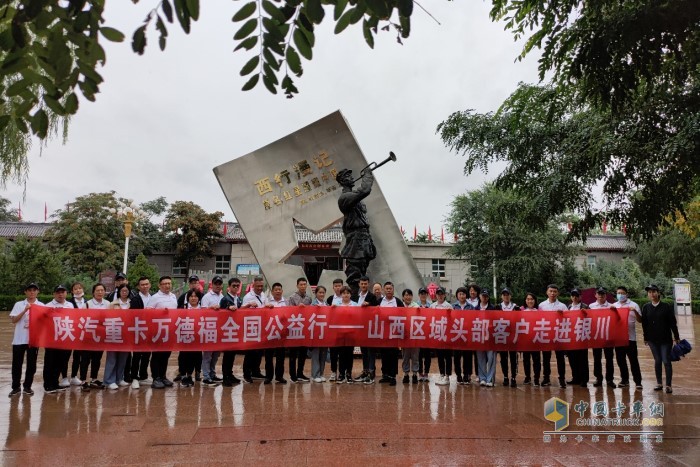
233, 2, 257, 22
99, 27, 125, 43
234, 18, 258, 40
240, 55, 260, 76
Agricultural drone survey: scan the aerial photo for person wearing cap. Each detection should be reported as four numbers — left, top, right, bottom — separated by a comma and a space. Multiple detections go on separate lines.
287, 277, 313, 383
128, 276, 153, 389
641, 284, 680, 394
431, 287, 453, 386
200, 276, 225, 387
178, 274, 202, 308
588, 286, 618, 388
475, 289, 497, 387
106, 272, 133, 302
43, 285, 76, 393
416, 287, 433, 382
612, 285, 641, 389
219, 277, 244, 386
354, 276, 380, 384
379, 281, 405, 386
148, 275, 178, 389
498, 288, 518, 388
9, 283, 44, 397
538, 284, 569, 388
452, 287, 474, 385
567, 288, 590, 387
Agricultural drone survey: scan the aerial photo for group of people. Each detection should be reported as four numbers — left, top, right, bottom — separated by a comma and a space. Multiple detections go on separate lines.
9, 273, 681, 397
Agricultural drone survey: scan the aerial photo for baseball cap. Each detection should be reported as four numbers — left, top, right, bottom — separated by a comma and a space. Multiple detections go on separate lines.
115, 272, 126, 280
25, 283, 39, 291
212, 276, 224, 284
644, 284, 660, 292
436, 287, 446, 294
54, 284, 67, 292
570, 288, 581, 296
418, 287, 428, 294
188, 274, 199, 282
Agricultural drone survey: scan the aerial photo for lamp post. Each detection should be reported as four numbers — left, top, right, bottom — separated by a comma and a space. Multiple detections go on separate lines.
108, 200, 145, 274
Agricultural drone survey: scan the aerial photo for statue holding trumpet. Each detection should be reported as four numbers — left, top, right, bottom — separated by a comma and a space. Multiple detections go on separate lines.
335, 152, 397, 295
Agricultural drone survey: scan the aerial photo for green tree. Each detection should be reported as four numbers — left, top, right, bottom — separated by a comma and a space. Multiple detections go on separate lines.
635, 230, 700, 278
447, 184, 579, 298
164, 201, 223, 271
0, 196, 19, 221
130, 196, 169, 258
2, 235, 65, 294
126, 253, 160, 294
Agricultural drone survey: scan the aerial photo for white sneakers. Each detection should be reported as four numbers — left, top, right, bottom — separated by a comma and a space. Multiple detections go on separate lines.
140, 378, 153, 385
107, 383, 119, 390
131, 379, 140, 389
117, 380, 129, 387
435, 375, 450, 386
70, 377, 82, 386
313, 377, 324, 383
329, 373, 337, 382
59, 378, 71, 388
480, 380, 486, 386
485, 381, 494, 387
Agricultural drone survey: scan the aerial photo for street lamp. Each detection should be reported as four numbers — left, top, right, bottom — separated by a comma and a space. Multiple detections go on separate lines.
107, 199, 146, 274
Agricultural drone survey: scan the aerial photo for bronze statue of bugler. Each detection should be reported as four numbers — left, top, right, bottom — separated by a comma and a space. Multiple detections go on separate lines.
336, 152, 397, 294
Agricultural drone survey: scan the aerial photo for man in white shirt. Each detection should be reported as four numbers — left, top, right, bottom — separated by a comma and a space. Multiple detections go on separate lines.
44, 285, 76, 393
612, 286, 640, 388
128, 277, 153, 389
241, 276, 268, 382
287, 277, 312, 383
498, 288, 519, 388
379, 281, 405, 386
588, 287, 617, 388
538, 284, 569, 388
432, 287, 454, 386
264, 283, 287, 384
200, 276, 225, 386
148, 276, 178, 389
9, 283, 44, 396
325, 278, 344, 381
355, 275, 380, 384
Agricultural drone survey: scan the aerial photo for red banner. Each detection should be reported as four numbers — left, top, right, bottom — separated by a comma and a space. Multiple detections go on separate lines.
28, 304, 629, 352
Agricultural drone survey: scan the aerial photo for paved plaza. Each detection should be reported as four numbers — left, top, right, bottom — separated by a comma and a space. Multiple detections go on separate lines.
1, 315, 698, 466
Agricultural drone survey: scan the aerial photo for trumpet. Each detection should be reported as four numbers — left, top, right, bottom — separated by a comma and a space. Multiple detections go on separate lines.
352, 152, 397, 182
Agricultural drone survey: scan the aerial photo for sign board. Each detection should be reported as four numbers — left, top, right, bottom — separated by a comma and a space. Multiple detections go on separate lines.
236, 264, 260, 276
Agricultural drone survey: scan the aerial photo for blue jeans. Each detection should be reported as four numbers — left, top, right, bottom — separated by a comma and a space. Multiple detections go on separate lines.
104, 352, 128, 385
309, 347, 326, 378
476, 351, 496, 383
647, 342, 673, 386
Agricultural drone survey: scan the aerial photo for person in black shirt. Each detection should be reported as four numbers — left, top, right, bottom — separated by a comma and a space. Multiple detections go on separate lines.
641, 284, 680, 394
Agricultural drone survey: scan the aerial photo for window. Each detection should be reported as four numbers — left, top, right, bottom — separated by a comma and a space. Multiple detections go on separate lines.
432, 259, 446, 278
215, 255, 231, 275
172, 260, 187, 276
587, 255, 597, 270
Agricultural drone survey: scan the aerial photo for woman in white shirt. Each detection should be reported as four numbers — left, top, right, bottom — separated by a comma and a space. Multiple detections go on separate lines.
310, 286, 328, 383
335, 286, 358, 384
104, 285, 131, 389
520, 293, 541, 386
179, 290, 203, 388
80, 283, 110, 391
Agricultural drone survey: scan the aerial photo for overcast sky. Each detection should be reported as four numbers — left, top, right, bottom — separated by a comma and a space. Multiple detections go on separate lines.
4, 1, 541, 233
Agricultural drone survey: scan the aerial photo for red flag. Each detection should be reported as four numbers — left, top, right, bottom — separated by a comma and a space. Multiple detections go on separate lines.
400, 225, 404, 235
428, 226, 432, 241
454, 232, 458, 242
602, 220, 608, 233
441, 226, 444, 243
622, 224, 627, 235
413, 226, 417, 241
17, 202, 21, 221
44, 202, 48, 222
223, 221, 228, 236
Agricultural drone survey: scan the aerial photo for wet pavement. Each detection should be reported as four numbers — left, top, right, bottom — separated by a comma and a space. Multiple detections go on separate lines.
1, 315, 698, 466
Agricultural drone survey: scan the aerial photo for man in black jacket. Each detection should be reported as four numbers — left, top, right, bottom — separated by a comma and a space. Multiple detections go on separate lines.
219, 277, 243, 386
641, 284, 680, 393
128, 277, 153, 388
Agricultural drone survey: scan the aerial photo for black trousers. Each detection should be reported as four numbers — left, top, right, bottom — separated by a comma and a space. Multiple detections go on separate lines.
436, 349, 452, 376
499, 351, 518, 379
381, 348, 399, 378
611, 345, 630, 383
243, 350, 264, 378
179, 351, 200, 375
59, 349, 71, 379
222, 351, 237, 378
70, 350, 84, 378
568, 349, 589, 384
131, 352, 151, 380
43, 348, 63, 390
264, 348, 285, 380
288, 347, 307, 378
523, 351, 541, 380
593, 347, 616, 383
453, 350, 471, 377
329, 348, 340, 373
12, 345, 38, 391
338, 347, 354, 377
624, 341, 642, 385
150, 351, 171, 379
78, 350, 103, 381
542, 350, 566, 380
418, 348, 432, 374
